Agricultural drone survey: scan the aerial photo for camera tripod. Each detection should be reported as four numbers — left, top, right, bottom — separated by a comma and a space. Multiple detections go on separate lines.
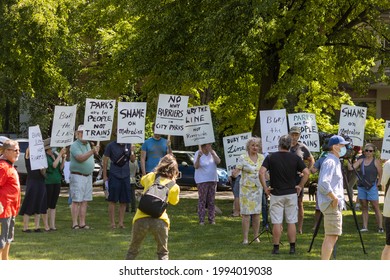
248, 193, 284, 245
307, 160, 367, 257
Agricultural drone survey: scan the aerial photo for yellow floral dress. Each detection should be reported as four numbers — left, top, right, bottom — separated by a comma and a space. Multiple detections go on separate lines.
237, 153, 265, 215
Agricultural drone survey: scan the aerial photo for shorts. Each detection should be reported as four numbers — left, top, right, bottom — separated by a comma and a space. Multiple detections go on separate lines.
357, 186, 379, 201
70, 173, 93, 202
108, 175, 131, 203
0, 217, 15, 249
270, 193, 298, 224
385, 217, 390, 246
322, 204, 342, 236
232, 177, 240, 198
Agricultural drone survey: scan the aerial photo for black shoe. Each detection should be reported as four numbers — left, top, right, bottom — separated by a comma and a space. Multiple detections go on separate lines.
289, 247, 296, 254
272, 247, 279, 254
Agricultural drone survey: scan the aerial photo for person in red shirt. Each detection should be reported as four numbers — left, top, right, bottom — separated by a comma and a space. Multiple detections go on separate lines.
0, 139, 21, 260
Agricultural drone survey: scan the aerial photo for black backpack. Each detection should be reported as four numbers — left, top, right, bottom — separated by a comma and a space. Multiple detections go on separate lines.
138, 174, 175, 218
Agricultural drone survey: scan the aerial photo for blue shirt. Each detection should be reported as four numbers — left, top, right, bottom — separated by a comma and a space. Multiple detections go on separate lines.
141, 137, 168, 173
104, 141, 131, 179
317, 153, 345, 211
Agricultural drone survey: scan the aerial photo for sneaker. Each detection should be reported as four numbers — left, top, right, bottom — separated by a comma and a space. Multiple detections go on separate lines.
378, 228, 384, 233
199, 222, 205, 226
355, 203, 360, 210
360, 228, 368, 232
242, 240, 249, 245
272, 247, 279, 254
289, 247, 296, 254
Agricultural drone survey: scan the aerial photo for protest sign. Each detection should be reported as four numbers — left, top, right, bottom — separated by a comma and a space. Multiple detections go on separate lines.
117, 102, 147, 144
183, 105, 215, 146
83, 98, 116, 141
260, 109, 288, 153
288, 113, 320, 152
223, 132, 251, 176
381, 120, 390, 160
154, 94, 189, 136
50, 105, 77, 147
338, 104, 366, 147
28, 125, 47, 170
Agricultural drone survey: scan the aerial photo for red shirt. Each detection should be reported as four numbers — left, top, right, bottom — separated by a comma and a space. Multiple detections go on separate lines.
0, 159, 21, 218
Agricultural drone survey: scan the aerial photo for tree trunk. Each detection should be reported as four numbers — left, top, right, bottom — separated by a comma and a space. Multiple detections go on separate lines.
252, 47, 281, 137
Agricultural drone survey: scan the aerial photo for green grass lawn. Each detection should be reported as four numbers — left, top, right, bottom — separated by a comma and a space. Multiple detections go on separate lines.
11, 192, 385, 260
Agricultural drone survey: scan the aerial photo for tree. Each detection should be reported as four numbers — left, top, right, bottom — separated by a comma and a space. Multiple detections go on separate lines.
125, 0, 390, 137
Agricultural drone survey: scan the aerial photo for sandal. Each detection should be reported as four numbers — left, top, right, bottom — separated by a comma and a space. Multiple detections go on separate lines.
79, 225, 90, 229
72, 225, 80, 230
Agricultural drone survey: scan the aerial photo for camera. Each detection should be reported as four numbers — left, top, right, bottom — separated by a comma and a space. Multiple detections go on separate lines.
318, 132, 357, 160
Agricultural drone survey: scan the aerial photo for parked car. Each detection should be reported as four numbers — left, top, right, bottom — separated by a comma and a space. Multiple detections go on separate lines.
14, 138, 29, 184
172, 150, 230, 191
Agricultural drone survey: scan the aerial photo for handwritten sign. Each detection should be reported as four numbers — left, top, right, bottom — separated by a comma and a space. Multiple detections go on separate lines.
381, 121, 390, 160
288, 113, 320, 152
83, 98, 116, 141
223, 132, 251, 176
260, 109, 288, 153
154, 94, 189, 136
28, 125, 47, 170
183, 105, 215, 146
50, 105, 77, 147
117, 102, 147, 144
338, 104, 366, 147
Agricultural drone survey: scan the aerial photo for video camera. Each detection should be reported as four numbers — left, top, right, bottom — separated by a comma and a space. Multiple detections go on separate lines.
318, 132, 358, 160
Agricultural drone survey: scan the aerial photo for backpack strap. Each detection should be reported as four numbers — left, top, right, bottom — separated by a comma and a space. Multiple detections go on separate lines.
154, 173, 175, 189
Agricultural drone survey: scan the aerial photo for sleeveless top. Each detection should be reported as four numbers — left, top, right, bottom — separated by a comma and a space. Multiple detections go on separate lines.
358, 158, 377, 188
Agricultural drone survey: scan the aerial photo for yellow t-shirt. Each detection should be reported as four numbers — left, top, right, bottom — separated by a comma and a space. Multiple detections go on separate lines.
133, 172, 180, 228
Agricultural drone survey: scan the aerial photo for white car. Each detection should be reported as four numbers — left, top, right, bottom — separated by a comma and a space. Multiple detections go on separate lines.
14, 138, 29, 184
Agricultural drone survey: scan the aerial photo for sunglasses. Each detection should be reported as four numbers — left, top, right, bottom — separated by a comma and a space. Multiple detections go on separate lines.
364, 149, 374, 152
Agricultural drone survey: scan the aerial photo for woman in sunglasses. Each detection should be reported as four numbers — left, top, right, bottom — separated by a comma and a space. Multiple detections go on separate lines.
348, 143, 383, 233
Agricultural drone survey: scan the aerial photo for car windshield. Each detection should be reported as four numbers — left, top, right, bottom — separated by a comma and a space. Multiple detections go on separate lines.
18, 141, 28, 153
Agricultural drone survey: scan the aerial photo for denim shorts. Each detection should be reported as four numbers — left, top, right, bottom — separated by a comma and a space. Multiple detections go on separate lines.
357, 185, 379, 201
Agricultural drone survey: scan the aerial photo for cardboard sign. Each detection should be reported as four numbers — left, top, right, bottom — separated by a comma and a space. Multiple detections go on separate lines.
338, 104, 367, 147
260, 109, 288, 153
50, 105, 77, 147
288, 113, 320, 152
154, 94, 189, 136
183, 105, 215, 146
83, 98, 116, 141
381, 120, 390, 160
223, 132, 251, 176
28, 125, 47, 170
117, 102, 147, 144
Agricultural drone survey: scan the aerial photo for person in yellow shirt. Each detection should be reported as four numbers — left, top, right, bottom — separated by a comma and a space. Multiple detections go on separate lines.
125, 154, 180, 260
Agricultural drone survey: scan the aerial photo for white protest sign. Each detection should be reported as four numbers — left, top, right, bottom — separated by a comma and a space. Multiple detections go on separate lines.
381, 121, 390, 160
50, 105, 77, 147
28, 125, 47, 170
184, 105, 215, 146
223, 132, 251, 176
288, 113, 320, 152
260, 109, 288, 153
83, 98, 116, 141
338, 104, 367, 147
154, 94, 189, 136
117, 102, 147, 144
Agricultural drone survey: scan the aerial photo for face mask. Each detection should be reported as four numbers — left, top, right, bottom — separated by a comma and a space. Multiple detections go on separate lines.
339, 146, 347, 157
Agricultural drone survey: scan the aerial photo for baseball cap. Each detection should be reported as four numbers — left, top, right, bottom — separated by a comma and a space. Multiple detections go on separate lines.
328, 135, 349, 147
76, 124, 85, 132
289, 126, 301, 134
0, 136, 9, 147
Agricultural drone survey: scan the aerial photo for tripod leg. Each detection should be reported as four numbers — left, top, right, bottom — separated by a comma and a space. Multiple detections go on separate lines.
308, 212, 323, 252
